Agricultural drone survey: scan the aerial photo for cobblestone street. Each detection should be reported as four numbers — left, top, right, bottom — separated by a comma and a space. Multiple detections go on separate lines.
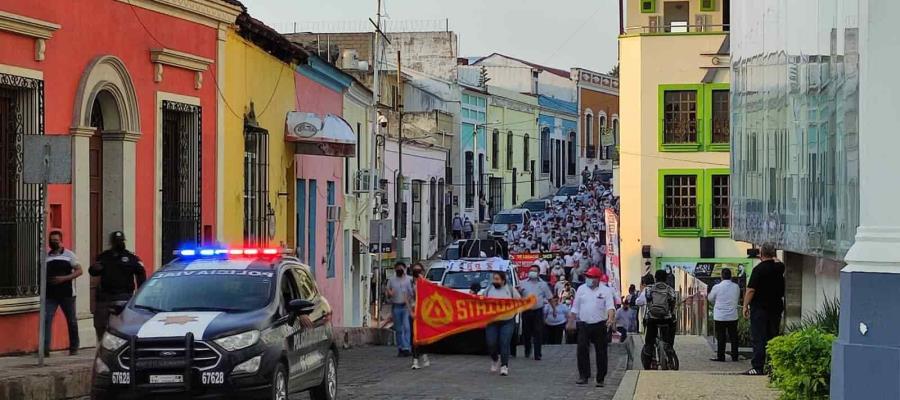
297, 343, 627, 400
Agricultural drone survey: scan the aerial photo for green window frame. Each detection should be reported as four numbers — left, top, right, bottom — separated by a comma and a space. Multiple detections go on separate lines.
640, 0, 657, 13
658, 169, 703, 237
658, 168, 731, 237
700, 0, 716, 12
658, 84, 703, 152
703, 83, 730, 151
704, 169, 731, 237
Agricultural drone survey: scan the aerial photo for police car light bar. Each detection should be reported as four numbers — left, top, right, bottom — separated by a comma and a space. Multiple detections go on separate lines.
174, 247, 291, 257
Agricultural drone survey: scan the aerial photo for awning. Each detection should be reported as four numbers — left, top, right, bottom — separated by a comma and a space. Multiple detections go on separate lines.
285, 112, 356, 157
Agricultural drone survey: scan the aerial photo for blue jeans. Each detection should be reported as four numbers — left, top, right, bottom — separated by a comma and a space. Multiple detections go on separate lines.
485, 318, 515, 367
392, 304, 411, 351
44, 296, 79, 351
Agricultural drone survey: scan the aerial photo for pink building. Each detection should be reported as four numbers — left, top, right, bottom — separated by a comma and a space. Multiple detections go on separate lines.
290, 55, 355, 326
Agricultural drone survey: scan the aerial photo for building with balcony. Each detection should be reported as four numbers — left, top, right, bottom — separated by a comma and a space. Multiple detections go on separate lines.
618, 0, 749, 289
574, 68, 619, 173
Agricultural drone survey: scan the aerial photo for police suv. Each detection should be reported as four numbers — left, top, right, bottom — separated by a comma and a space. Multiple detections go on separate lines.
91, 247, 338, 400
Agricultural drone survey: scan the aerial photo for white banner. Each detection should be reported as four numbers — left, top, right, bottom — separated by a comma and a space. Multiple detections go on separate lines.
604, 208, 621, 301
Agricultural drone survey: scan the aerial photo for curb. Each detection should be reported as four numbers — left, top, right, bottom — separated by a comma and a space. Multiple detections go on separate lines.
612, 370, 640, 400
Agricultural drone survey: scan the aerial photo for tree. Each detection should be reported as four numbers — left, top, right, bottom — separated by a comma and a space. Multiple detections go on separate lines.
608, 64, 619, 78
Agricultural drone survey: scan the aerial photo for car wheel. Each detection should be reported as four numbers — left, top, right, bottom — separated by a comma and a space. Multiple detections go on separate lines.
271, 364, 288, 400
310, 351, 337, 400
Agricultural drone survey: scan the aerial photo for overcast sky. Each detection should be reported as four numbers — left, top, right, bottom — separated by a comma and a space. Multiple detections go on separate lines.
240, 0, 620, 74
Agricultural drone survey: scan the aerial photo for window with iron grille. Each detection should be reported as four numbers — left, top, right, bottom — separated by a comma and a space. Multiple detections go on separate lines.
161, 101, 201, 264
711, 89, 730, 144
662, 90, 698, 145
464, 151, 474, 208
710, 173, 730, 230
0, 73, 43, 300
491, 129, 499, 169
411, 180, 421, 262
523, 134, 530, 171
663, 174, 698, 230
540, 127, 550, 173
243, 123, 269, 247
506, 131, 514, 170
429, 178, 436, 239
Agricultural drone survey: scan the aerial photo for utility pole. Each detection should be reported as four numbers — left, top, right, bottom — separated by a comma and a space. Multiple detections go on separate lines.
395, 49, 404, 261
369, 0, 382, 327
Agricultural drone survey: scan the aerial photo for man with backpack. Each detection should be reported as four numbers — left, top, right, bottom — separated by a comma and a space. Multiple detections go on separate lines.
636, 269, 677, 369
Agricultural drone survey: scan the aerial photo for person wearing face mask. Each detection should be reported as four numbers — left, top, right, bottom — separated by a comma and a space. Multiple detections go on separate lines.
517, 265, 554, 360
44, 230, 83, 356
482, 271, 521, 376
89, 231, 146, 341
569, 267, 616, 387
386, 261, 414, 357
408, 263, 432, 370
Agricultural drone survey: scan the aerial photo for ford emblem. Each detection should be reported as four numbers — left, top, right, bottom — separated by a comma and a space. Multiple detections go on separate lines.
160, 351, 177, 357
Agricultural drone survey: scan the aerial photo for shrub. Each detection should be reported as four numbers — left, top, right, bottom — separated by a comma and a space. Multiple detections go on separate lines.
786, 296, 840, 335
767, 327, 835, 400
737, 315, 752, 347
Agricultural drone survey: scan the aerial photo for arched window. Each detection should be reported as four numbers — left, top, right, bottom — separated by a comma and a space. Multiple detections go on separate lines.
612, 118, 619, 145
523, 134, 530, 171
585, 112, 593, 147
506, 131, 514, 170
491, 129, 500, 169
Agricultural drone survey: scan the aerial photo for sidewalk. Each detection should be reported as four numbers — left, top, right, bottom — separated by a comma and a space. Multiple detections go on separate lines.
614, 335, 781, 400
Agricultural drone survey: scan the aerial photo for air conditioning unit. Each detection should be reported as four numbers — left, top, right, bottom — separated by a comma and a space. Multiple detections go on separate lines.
695, 14, 712, 32
353, 169, 379, 193
326, 205, 342, 222
648, 16, 662, 33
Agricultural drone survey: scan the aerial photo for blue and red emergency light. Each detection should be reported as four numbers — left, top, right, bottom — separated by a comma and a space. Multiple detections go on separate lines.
175, 247, 287, 258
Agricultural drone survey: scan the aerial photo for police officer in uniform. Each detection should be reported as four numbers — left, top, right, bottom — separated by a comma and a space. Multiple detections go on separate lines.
89, 231, 147, 340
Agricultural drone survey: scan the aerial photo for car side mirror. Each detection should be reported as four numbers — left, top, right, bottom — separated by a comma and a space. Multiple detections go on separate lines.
287, 299, 316, 316
108, 301, 128, 316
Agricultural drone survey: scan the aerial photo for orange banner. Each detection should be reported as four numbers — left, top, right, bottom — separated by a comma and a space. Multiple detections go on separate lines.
413, 279, 536, 345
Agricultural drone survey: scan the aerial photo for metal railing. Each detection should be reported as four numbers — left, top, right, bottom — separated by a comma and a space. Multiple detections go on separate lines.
624, 23, 729, 35
672, 267, 709, 336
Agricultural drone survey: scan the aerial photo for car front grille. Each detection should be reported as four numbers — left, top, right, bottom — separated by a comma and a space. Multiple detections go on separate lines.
118, 339, 221, 371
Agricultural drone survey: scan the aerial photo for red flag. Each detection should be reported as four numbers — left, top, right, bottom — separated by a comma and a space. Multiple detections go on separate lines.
413, 279, 536, 345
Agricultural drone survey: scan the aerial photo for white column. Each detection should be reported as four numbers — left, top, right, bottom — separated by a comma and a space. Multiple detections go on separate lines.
69, 127, 92, 318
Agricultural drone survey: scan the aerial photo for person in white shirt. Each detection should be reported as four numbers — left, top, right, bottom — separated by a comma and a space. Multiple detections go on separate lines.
537, 257, 551, 280
569, 267, 616, 387
708, 268, 741, 362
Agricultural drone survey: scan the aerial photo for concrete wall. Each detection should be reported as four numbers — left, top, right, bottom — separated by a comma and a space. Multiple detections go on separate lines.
618, 33, 749, 290
469, 55, 576, 102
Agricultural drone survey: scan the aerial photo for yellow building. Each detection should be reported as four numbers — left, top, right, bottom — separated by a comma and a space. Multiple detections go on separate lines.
486, 86, 540, 213
221, 19, 304, 248
618, 0, 748, 287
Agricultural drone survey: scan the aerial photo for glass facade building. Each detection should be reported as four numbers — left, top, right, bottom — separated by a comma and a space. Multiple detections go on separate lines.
730, 0, 860, 260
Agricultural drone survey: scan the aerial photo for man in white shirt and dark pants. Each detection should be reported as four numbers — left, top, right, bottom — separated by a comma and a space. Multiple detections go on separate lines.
569, 267, 616, 387
708, 268, 741, 362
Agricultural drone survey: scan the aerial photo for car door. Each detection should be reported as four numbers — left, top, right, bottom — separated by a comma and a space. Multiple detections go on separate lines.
276, 268, 305, 392
290, 266, 331, 390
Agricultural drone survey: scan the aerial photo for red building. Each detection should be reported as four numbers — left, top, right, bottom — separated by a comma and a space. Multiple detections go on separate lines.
0, 0, 241, 353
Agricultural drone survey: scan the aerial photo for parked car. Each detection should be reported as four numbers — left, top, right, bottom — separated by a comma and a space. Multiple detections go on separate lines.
520, 199, 550, 218
553, 185, 581, 203
91, 247, 338, 400
488, 209, 531, 236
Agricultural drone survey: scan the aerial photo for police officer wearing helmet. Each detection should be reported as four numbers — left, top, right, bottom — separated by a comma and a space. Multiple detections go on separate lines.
568, 267, 616, 387
89, 231, 147, 340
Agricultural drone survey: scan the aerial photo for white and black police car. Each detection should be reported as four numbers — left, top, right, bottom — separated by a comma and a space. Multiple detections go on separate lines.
91, 247, 338, 400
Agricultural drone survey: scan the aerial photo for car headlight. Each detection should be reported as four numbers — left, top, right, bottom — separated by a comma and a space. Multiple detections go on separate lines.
100, 332, 127, 351
214, 330, 260, 351
94, 357, 110, 374
232, 355, 262, 375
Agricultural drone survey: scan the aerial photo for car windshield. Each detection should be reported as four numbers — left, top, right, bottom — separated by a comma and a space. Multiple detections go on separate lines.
493, 213, 522, 224
521, 202, 546, 212
442, 271, 496, 290
556, 186, 579, 196
425, 267, 445, 281
133, 268, 274, 313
